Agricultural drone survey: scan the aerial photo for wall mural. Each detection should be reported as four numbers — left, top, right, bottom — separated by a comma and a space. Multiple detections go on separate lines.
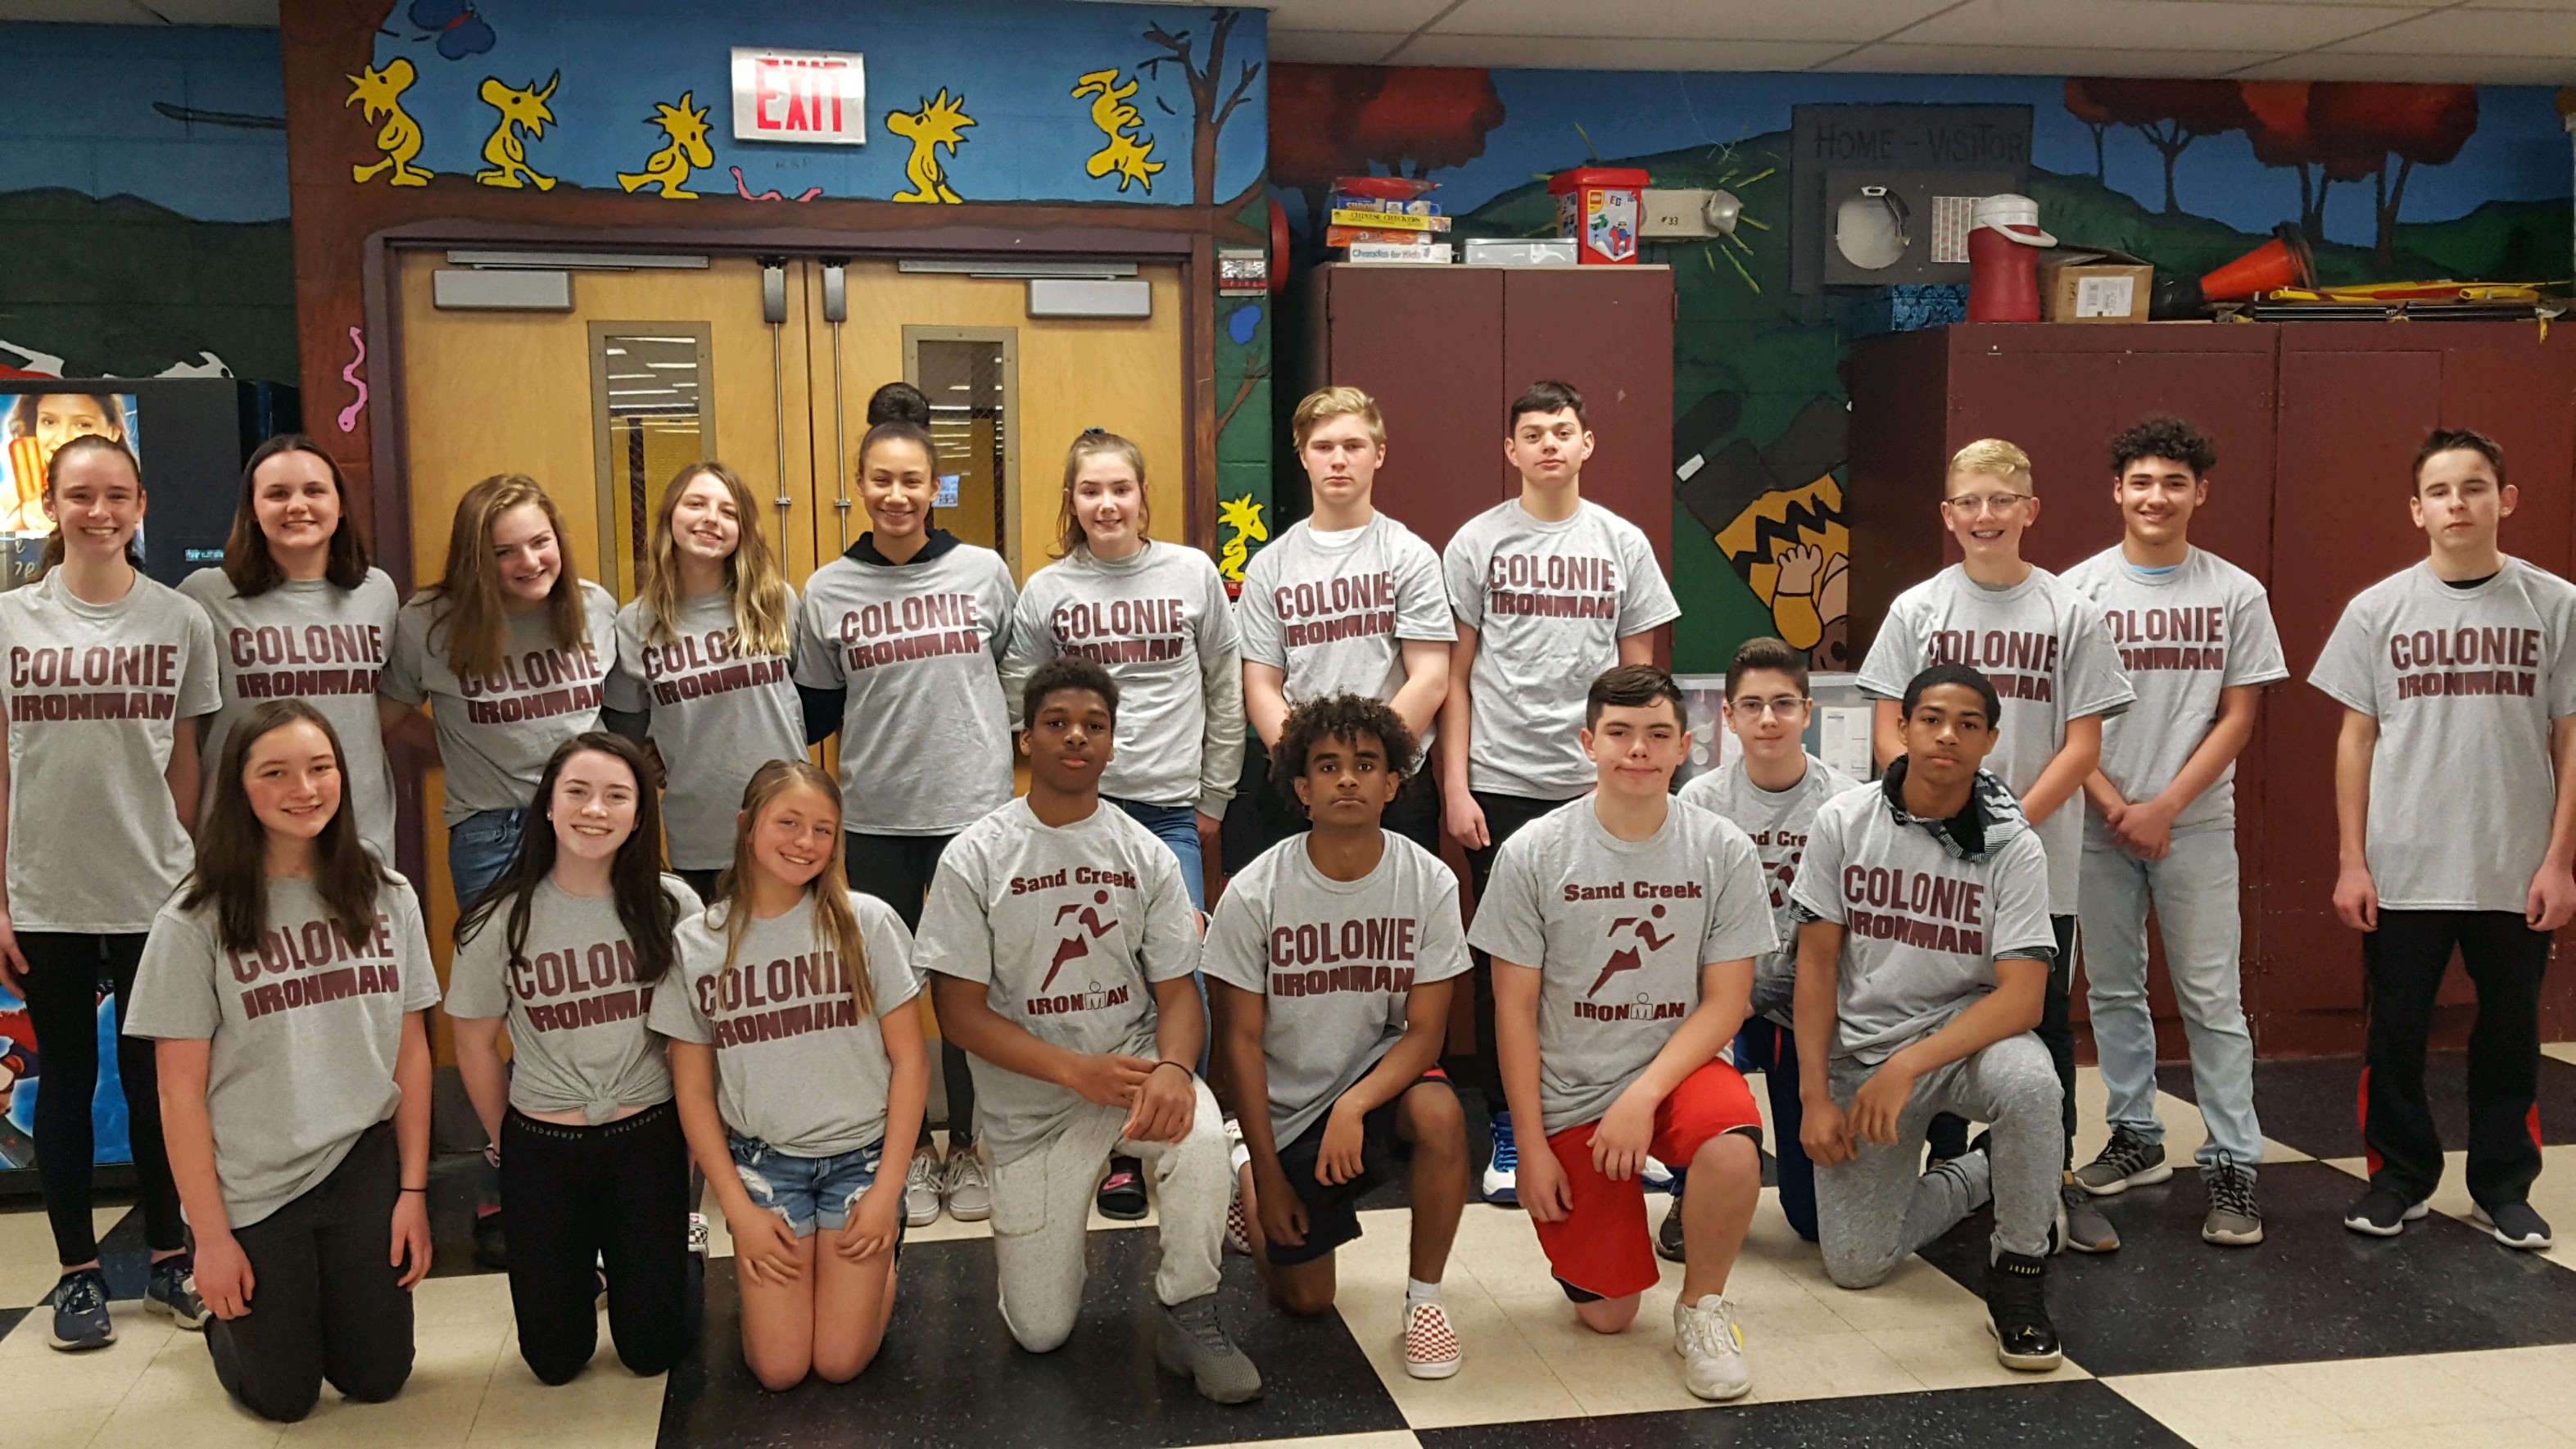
1271, 65, 2572, 673
616, 93, 713, 198
887, 89, 975, 204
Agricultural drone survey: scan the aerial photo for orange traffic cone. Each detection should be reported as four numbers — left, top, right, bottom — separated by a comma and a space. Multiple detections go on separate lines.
2198, 224, 2316, 301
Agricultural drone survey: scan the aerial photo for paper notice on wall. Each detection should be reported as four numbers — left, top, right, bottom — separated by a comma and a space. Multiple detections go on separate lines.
936, 474, 961, 508
1818, 704, 1876, 779
2076, 274, 2136, 318
1931, 196, 1976, 265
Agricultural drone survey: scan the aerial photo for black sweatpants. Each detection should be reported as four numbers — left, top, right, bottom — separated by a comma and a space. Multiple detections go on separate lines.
1221, 733, 1443, 873
207, 1121, 414, 1423
20, 931, 181, 1264
1926, 914, 2076, 1168
500, 1101, 695, 1383
1462, 790, 1572, 1103
847, 831, 971, 1143
2362, 909, 2548, 1207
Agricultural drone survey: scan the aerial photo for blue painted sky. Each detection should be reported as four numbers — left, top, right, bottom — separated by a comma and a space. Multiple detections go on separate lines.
0, 23, 288, 222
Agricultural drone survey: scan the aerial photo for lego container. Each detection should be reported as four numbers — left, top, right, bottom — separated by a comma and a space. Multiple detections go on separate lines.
1549, 167, 1648, 265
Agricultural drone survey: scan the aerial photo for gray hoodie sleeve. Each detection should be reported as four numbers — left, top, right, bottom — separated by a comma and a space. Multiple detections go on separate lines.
1194, 555, 1246, 816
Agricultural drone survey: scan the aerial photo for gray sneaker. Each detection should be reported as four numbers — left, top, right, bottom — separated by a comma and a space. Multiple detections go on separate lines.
942, 1143, 992, 1223
48, 1267, 113, 1352
902, 1143, 944, 1229
2202, 1163, 2264, 1247
2058, 1180, 2120, 1253
146, 1257, 209, 1329
1157, 1292, 1262, 1403
2073, 1128, 2171, 1197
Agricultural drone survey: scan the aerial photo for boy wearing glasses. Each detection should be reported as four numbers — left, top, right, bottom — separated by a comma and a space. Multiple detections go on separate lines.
2065, 417, 2285, 1247
1674, 636, 1856, 1252
1858, 439, 2134, 1252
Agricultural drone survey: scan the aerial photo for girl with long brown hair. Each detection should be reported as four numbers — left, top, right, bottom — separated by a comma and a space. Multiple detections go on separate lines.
651, 758, 926, 1390
181, 434, 403, 864
447, 731, 699, 1385
383, 473, 618, 911
126, 700, 438, 1421
0, 433, 220, 1349
603, 462, 802, 896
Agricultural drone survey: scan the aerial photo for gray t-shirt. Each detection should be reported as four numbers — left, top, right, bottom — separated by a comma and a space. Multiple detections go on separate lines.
604, 590, 806, 868
1858, 564, 2135, 914
2309, 557, 2576, 912
647, 890, 920, 1158
792, 541, 1016, 836
383, 581, 619, 824
1791, 781, 2056, 1064
1464, 797, 1775, 1134
1677, 753, 1859, 1026
125, 875, 440, 1229
1202, 831, 1470, 1144
179, 568, 402, 867
1442, 499, 1681, 800
1237, 514, 1453, 743
1002, 542, 1245, 814
914, 797, 1200, 1166
444, 875, 703, 1121
0, 570, 220, 932
2064, 547, 2288, 844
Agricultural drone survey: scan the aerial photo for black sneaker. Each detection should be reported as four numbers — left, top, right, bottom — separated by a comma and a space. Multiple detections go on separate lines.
2474, 1200, 2554, 1251
1983, 1251, 2062, 1371
2201, 1163, 2264, 1247
473, 1209, 509, 1270
47, 1267, 113, 1352
2073, 1128, 2171, 1197
1655, 1197, 1685, 1262
2342, 1183, 2426, 1237
2058, 1180, 2120, 1253
1097, 1157, 1148, 1221
147, 1256, 209, 1329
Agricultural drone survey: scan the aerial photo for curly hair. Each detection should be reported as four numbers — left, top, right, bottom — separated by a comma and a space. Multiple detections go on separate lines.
2111, 416, 2216, 479
1270, 693, 1418, 811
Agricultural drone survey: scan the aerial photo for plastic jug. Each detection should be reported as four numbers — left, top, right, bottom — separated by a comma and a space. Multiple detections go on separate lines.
1967, 193, 2054, 323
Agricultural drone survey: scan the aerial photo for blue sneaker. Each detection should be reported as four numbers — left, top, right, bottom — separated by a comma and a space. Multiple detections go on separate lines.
48, 1267, 112, 1352
1482, 1110, 1519, 1206
147, 1256, 208, 1329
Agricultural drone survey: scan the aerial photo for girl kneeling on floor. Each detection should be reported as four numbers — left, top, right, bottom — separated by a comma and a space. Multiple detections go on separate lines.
448, 732, 701, 1384
651, 758, 927, 1390
127, 700, 439, 1422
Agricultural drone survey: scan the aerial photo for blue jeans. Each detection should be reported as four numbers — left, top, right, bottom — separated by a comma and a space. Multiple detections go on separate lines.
1110, 798, 1205, 911
727, 1134, 885, 1238
447, 807, 529, 916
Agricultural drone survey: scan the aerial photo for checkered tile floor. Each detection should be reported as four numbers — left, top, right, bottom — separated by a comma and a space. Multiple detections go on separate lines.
10, 1054, 2576, 1449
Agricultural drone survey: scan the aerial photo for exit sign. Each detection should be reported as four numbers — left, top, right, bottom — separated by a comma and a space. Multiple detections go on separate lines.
730, 48, 866, 144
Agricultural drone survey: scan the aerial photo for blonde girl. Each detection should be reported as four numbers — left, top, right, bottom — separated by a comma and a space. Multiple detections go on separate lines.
651, 758, 927, 1390
603, 462, 802, 896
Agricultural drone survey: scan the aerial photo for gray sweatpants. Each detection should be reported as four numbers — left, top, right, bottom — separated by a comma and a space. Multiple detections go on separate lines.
987, 1077, 1229, 1352
1814, 1033, 2063, 1288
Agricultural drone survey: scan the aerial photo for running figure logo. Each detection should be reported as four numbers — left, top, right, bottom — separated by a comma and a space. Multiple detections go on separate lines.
1042, 890, 1117, 991
1587, 903, 1673, 998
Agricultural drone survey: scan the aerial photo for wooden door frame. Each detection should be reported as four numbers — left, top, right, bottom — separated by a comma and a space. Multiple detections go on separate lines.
364, 216, 1210, 594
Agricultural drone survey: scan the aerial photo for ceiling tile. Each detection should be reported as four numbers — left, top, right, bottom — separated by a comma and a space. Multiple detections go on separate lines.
1267, 28, 1419, 63
2227, 49, 2576, 80
1388, 33, 1861, 68
1820, 41, 2278, 74
1256, 0, 1457, 28
1899, 0, 2420, 50
2322, 6, 2576, 52
1428, 0, 1947, 43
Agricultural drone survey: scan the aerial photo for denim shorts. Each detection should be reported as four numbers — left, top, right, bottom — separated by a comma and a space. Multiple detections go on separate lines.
727, 1134, 883, 1238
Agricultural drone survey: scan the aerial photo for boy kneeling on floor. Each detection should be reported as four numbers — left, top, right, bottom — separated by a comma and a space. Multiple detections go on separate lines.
918, 656, 1261, 1404
1469, 664, 1777, 1401
1209, 693, 1474, 1380
1794, 663, 2066, 1370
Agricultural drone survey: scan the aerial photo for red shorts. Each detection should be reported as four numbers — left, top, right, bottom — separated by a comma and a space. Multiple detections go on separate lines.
1529, 1059, 1763, 1301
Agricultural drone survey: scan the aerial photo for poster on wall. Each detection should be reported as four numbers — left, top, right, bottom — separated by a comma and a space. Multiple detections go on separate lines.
0, 390, 144, 592
0, 977, 124, 1176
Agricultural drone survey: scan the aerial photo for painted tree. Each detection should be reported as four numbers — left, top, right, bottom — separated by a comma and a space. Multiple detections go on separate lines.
2062, 78, 2111, 181
1139, 8, 1262, 207
2307, 81, 2479, 269
2240, 81, 2375, 244
2065, 77, 2252, 214
1267, 63, 1506, 239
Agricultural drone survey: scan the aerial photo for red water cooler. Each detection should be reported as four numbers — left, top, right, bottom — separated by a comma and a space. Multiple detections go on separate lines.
1967, 193, 2054, 323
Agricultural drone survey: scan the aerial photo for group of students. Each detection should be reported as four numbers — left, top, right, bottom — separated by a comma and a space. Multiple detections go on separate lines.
2, 368, 2562, 1417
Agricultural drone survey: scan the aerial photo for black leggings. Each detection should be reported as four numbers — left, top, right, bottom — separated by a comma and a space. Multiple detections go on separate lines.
846, 831, 971, 1143
208, 1121, 414, 1422
1461, 791, 1572, 1104
19, 931, 182, 1264
500, 1101, 695, 1384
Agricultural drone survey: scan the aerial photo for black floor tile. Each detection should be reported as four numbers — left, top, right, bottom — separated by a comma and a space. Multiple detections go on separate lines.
1917, 1159, 2576, 1375
0, 1306, 26, 1342
2158, 1052, 2576, 1161
1416, 1379, 2189, 1447
658, 1228, 1406, 1449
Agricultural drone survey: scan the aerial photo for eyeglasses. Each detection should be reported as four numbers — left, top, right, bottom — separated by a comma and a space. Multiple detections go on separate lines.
1727, 695, 1809, 718
1944, 492, 2032, 517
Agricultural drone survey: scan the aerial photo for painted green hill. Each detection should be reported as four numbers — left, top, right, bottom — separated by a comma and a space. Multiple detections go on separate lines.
0, 188, 296, 383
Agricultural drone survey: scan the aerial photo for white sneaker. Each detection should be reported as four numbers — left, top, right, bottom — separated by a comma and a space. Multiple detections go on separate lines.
902, 1143, 944, 1228
1673, 1293, 1751, 1401
942, 1142, 993, 1223
1402, 1301, 1462, 1379
1641, 1155, 1676, 1193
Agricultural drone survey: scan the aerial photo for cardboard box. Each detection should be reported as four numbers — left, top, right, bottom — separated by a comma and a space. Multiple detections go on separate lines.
1328, 207, 1451, 233
1462, 238, 1578, 266
1344, 241, 1451, 265
2040, 247, 2153, 322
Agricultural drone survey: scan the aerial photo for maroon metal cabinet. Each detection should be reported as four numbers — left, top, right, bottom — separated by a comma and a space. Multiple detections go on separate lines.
1299, 262, 1674, 563
1852, 319, 2576, 1055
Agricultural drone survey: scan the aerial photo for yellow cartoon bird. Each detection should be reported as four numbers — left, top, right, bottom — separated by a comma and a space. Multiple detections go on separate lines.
476, 72, 559, 191
1217, 494, 1268, 582
346, 57, 432, 187
617, 91, 713, 199
1072, 69, 1162, 193
885, 89, 973, 204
